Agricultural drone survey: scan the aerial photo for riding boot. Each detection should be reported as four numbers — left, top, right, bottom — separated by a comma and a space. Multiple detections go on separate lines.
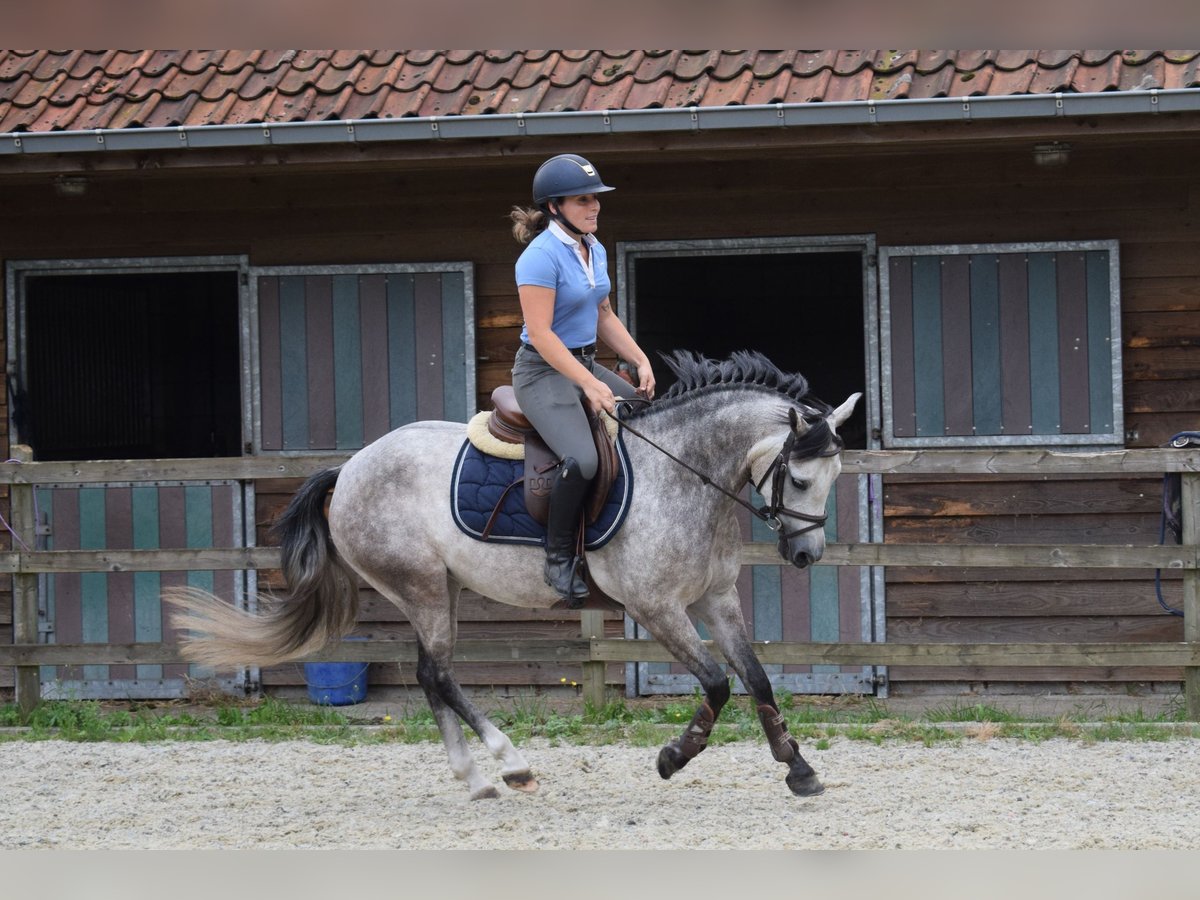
543, 456, 591, 607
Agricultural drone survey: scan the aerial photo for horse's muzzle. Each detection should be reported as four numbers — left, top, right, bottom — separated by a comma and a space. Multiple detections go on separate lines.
781, 534, 824, 569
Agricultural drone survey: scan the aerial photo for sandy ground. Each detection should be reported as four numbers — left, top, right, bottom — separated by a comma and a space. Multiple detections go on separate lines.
2, 736, 1198, 849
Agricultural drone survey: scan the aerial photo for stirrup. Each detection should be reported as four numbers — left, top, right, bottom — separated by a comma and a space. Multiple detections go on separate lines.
545, 553, 589, 607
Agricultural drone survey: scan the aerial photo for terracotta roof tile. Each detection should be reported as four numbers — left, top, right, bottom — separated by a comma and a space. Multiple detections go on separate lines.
624, 74, 676, 109
711, 50, 758, 80
749, 50, 797, 80
67, 50, 117, 79
743, 70, 791, 105
3, 50, 1200, 135
701, 68, 755, 106
630, 50, 679, 84
539, 79, 593, 113
0, 50, 44, 80
783, 67, 833, 104
433, 55, 483, 91
581, 76, 635, 111
1029, 56, 1080, 92
141, 92, 201, 128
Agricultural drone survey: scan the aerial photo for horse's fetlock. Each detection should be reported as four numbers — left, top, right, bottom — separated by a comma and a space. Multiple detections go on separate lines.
757, 702, 798, 763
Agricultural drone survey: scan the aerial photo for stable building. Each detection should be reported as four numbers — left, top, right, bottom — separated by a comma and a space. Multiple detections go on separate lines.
1, 50, 1198, 703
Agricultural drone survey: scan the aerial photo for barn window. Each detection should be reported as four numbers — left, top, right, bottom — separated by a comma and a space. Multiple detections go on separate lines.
879, 241, 1122, 447
11, 261, 244, 461
251, 264, 475, 453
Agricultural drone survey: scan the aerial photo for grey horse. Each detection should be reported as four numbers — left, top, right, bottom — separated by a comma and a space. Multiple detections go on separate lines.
167, 351, 860, 800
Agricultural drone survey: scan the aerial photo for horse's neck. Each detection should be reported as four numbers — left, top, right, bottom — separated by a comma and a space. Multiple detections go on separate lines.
631, 392, 788, 491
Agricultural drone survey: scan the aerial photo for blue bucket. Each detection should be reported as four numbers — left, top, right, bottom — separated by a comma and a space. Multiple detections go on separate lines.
304, 638, 369, 706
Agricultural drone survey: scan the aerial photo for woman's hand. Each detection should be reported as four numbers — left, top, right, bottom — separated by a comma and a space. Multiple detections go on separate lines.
582, 377, 618, 416
634, 358, 656, 400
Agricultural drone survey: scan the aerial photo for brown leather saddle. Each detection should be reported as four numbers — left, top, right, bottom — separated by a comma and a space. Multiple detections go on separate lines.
485, 385, 619, 530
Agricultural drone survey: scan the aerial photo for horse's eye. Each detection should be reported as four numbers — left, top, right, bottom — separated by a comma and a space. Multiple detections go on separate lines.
791, 476, 810, 492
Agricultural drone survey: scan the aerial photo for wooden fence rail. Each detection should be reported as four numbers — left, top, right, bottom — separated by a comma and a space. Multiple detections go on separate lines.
4, 446, 1199, 717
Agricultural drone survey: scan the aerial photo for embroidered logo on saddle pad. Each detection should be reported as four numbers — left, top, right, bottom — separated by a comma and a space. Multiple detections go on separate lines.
450, 436, 633, 549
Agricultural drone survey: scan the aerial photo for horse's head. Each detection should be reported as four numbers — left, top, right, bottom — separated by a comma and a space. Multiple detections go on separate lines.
752, 392, 861, 568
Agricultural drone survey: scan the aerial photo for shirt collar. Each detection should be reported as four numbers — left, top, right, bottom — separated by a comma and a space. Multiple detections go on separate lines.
548, 220, 597, 247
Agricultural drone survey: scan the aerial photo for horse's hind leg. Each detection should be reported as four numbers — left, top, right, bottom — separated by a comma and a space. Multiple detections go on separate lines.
414, 640, 501, 800
415, 640, 538, 796
695, 589, 825, 797
406, 576, 536, 799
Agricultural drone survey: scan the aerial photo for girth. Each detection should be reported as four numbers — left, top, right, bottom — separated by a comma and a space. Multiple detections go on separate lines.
483, 385, 619, 533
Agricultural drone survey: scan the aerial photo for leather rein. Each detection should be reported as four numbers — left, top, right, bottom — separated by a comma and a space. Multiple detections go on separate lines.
612, 399, 833, 539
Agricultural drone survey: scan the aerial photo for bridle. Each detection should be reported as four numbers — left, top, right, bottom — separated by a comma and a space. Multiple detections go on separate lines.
612, 399, 836, 539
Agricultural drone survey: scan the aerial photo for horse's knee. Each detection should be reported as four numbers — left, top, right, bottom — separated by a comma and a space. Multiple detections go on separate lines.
703, 672, 731, 714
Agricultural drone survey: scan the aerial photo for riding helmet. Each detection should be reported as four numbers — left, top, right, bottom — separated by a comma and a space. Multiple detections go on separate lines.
532, 154, 615, 208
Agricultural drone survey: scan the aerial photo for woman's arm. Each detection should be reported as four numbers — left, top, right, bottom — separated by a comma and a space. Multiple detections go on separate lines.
595, 297, 656, 398
520, 284, 620, 414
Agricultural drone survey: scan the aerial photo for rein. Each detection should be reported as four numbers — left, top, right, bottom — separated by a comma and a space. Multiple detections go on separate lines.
612, 400, 830, 538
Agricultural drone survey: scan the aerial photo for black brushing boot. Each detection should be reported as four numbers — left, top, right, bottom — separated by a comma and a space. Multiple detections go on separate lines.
543, 456, 591, 607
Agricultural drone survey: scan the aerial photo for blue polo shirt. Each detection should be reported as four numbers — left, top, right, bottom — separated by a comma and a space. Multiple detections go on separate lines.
515, 221, 610, 348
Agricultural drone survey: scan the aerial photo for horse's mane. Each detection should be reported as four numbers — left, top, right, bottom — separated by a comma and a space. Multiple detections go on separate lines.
625, 350, 833, 421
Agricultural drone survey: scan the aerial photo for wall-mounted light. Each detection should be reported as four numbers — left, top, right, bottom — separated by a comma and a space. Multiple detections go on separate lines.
1032, 141, 1072, 167
53, 175, 88, 196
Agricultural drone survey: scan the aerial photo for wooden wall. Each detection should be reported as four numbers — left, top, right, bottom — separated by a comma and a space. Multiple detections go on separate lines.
1, 123, 1197, 697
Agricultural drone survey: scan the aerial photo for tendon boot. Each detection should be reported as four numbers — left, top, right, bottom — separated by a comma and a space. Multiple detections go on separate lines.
543, 456, 591, 607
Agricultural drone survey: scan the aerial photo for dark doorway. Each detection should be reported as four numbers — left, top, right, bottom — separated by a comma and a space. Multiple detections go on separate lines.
630, 250, 867, 448
20, 271, 242, 461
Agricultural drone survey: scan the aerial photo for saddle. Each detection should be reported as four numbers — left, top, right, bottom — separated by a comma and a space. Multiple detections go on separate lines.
485, 385, 619, 529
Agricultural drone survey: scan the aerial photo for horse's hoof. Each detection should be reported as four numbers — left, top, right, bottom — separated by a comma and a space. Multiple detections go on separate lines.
786, 772, 825, 797
470, 785, 502, 801
657, 744, 685, 780
503, 771, 540, 793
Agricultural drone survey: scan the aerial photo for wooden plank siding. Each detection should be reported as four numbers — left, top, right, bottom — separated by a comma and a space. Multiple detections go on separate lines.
2, 132, 1199, 698
884, 246, 1117, 444
881, 472, 1185, 687
28, 483, 240, 692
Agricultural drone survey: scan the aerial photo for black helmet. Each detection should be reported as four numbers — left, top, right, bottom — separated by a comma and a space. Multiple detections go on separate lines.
532, 154, 615, 208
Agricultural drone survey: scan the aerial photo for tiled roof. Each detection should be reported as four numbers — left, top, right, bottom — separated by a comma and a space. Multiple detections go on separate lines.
2, 50, 1199, 133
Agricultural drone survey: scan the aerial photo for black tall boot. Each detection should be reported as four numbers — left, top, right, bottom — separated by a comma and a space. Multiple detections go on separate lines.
543, 456, 591, 607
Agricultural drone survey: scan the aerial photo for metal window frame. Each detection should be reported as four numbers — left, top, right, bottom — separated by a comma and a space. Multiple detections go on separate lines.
7, 255, 255, 699
246, 262, 476, 456
615, 234, 885, 696
878, 239, 1123, 448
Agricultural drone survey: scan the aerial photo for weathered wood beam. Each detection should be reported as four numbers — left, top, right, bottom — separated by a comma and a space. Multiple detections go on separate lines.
0, 542, 1192, 574
0, 455, 349, 485
4, 640, 1197, 669
842, 448, 1200, 475
741, 542, 1197, 570
0, 448, 1193, 487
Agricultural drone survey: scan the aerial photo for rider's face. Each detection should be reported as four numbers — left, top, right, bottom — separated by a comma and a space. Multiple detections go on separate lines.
553, 194, 601, 235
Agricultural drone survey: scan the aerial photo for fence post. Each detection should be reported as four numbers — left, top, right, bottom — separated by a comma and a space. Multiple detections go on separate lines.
580, 609, 606, 708
1183, 473, 1200, 720
10, 444, 40, 717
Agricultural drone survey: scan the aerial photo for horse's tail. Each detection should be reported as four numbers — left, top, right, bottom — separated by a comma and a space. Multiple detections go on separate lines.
163, 466, 359, 669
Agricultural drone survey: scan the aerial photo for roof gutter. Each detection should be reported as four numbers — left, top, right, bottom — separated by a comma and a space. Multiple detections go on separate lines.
3, 88, 1199, 157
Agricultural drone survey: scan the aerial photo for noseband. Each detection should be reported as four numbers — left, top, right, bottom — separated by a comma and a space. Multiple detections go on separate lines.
751, 428, 834, 539
614, 401, 837, 540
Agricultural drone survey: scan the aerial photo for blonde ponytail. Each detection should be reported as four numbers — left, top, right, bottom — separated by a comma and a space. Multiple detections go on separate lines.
510, 206, 547, 244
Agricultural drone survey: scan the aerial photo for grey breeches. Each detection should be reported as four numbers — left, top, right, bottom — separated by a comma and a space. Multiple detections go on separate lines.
511, 345, 637, 480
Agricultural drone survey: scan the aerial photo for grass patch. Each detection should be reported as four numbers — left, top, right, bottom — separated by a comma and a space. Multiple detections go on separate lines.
2, 694, 1197, 748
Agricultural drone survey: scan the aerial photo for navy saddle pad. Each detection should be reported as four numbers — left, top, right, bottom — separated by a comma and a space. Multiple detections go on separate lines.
451, 434, 633, 549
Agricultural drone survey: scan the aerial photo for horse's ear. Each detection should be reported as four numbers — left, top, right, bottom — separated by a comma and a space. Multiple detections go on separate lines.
831, 392, 862, 428
788, 406, 800, 432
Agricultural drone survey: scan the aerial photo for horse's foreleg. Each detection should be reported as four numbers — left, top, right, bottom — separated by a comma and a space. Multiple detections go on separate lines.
696, 594, 825, 797
637, 607, 731, 781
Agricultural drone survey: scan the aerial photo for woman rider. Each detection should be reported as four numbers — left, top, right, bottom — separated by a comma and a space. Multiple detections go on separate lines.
510, 154, 656, 607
